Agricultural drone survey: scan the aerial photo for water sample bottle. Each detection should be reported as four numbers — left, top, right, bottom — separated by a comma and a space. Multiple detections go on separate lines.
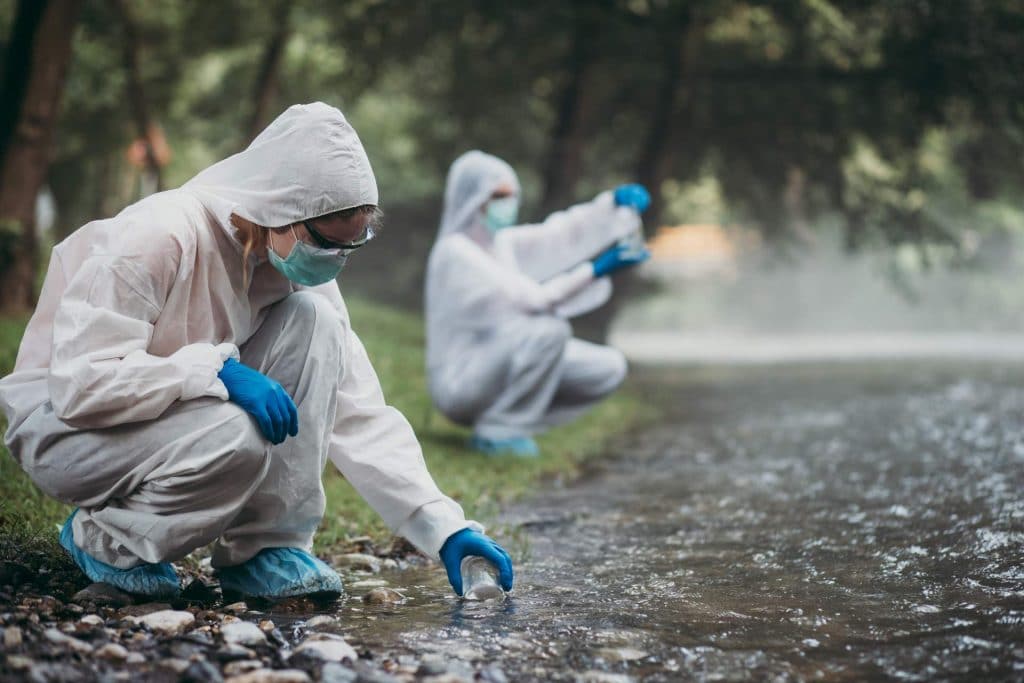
460, 556, 504, 601
616, 228, 647, 260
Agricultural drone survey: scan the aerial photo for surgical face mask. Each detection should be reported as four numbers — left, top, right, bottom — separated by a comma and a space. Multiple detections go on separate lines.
484, 196, 519, 234
268, 226, 350, 286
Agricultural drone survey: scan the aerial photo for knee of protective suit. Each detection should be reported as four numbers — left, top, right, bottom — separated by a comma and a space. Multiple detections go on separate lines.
214, 410, 273, 488
602, 347, 629, 395
282, 291, 344, 334
522, 317, 572, 357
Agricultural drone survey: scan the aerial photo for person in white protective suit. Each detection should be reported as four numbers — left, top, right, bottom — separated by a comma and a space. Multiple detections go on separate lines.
0, 104, 513, 601
425, 151, 651, 457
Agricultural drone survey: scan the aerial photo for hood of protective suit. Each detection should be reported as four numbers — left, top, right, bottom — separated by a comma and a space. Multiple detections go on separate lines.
184, 102, 378, 230
437, 150, 520, 240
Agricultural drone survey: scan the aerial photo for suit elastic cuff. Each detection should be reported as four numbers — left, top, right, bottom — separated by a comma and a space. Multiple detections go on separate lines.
178, 342, 239, 401
397, 498, 484, 561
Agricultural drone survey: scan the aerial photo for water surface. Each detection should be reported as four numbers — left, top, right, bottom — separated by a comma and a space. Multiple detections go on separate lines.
292, 363, 1024, 681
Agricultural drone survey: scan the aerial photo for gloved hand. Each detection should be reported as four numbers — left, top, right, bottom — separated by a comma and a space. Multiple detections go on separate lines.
218, 358, 298, 444
439, 528, 514, 596
613, 183, 651, 213
592, 242, 651, 278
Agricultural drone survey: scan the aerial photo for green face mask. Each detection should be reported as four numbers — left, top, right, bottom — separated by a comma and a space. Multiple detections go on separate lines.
484, 197, 519, 234
267, 225, 350, 286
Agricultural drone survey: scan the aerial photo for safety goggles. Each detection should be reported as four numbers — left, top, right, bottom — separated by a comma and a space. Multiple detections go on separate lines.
302, 220, 376, 253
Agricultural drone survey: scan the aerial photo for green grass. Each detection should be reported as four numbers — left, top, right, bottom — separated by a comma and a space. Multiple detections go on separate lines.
0, 297, 652, 559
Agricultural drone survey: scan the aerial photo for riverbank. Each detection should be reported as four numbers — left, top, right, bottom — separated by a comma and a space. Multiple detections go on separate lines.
0, 297, 652, 681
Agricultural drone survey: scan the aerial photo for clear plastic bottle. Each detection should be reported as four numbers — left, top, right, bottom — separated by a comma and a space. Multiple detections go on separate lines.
460, 556, 504, 601
616, 228, 647, 260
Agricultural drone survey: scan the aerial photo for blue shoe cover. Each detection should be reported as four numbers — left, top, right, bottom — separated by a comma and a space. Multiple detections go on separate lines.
469, 434, 540, 457
59, 509, 180, 598
217, 548, 343, 600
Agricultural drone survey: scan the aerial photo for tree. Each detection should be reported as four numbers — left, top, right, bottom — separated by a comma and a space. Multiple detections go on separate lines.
0, 0, 81, 313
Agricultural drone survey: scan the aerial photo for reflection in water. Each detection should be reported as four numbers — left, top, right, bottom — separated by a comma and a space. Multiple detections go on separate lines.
284, 363, 1024, 681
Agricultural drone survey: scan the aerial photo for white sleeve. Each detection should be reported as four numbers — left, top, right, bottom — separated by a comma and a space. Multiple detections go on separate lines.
493, 191, 640, 282
450, 236, 596, 316
47, 254, 237, 428
323, 293, 477, 559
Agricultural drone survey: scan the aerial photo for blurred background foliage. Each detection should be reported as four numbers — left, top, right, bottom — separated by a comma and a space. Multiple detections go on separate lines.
0, 0, 1023, 313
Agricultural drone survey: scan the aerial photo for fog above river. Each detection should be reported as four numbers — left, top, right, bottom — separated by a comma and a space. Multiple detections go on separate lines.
611, 226, 1024, 365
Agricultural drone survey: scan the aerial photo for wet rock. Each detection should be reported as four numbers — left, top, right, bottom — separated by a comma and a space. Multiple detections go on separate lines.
258, 619, 275, 632
27, 662, 87, 683
319, 662, 358, 683
182, 659, 225, 683
348, 579, 389, 589
303, 615, 337, 630
361, 588, 404, 606
478, 665, 509, 683
333, 554, 381, 573
169, 638, 208, 660
137, 609, 195, 635
351, 664, 402, 683
224, 668, 311, 683
7, 654, 33, 670
417, 654, 447, 676
221, 620, 266, 646
422, 675, 472, 683
266, 627, 289, 649
595, 647, 647, 663
4, 625, 23, 648
43, 627, 94, 654
78, 614, 104, 627
223, 660, 262, 676
223, 602, 249, 614
291, 633, 357, 663
94, 643, 129, 661
159, 658, 191, 674
72, 583, 132, 608
578, 673, 633, 683
125, 652, 147, 665
213, 643, 258, 662
120, 602, 173, 617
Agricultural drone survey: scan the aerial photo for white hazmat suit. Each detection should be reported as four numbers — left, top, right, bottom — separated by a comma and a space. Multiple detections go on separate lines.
425, 151, 639, 441
0, 103, 476, 570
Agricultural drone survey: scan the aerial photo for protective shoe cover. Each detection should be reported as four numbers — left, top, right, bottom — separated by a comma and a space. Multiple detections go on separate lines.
217, 547, 343, 600
59, 509, 180, 598
468, 434, 540, 458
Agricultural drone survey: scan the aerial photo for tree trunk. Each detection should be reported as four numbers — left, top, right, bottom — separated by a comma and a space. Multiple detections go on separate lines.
110, 0, 162, 192
246, 1, 292, 145
634, 9, 703, 228
538, 1, 602, 217
0, 0, 81, 314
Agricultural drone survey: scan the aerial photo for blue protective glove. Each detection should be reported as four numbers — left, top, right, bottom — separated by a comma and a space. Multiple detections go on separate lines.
592, 242, 651, 277
217, 547, 343, 600
218, 358, 298, 445
439, 528, 514, 596
60, 509, 180, 598
613, 183, 651, 213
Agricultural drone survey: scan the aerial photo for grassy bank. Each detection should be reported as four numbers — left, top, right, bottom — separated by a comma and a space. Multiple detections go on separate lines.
0, 297, 651, 561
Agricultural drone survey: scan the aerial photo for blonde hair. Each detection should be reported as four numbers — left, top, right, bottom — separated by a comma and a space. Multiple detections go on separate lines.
229, 206, 382, 288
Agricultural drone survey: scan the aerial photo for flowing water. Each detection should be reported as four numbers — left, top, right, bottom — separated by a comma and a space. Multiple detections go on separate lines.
291, 363, 1024, 681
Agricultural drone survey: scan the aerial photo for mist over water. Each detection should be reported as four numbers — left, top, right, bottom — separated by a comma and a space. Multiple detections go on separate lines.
611, 231, 1024, 365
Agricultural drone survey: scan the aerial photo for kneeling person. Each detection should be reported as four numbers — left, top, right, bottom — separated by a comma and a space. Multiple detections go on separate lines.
0, 104, 513, 601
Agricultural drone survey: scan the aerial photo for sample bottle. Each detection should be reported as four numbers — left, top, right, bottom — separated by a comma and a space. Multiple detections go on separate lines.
460, 556, 504, 601
616, 227, 647, 260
